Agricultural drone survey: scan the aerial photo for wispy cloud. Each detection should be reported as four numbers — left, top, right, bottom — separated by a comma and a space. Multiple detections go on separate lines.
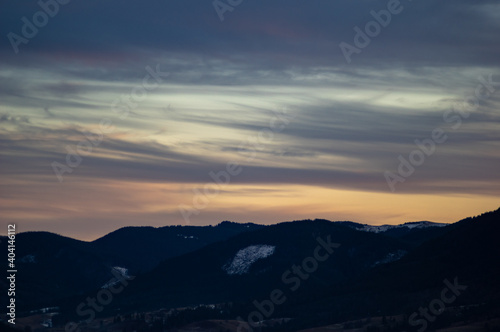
0, 0, 499, 239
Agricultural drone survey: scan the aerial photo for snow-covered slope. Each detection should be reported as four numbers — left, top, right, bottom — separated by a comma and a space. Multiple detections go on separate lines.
223, 245, 276, 275
101, 266, 132, 288
372, 249, 408, 266
339, 221, 448, 233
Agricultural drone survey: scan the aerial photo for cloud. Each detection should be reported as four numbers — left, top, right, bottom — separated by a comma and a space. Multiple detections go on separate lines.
0, 113, 30, 124
1, 1, 499, 68
0, 0, 499, 238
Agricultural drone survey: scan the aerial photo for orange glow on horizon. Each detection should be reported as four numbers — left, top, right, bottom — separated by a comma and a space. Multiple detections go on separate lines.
1, 177, 497, 241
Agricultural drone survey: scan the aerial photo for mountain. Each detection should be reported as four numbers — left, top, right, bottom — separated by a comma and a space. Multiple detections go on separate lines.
269, 208, 500, 330
8, 209, 500, 332
337, 220, 448, 234
53, 209, 499, 332
90, 221, 264, 272
77, 219, 418, 315
0, 232, 113, 311
0, 221, 263, 311
336, 220, 450, 247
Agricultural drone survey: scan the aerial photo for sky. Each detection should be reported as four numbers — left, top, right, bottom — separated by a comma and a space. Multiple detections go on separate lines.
0, 0, 499, 241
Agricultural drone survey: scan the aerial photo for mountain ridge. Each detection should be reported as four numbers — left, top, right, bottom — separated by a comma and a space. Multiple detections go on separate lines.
4, 207, 499, 330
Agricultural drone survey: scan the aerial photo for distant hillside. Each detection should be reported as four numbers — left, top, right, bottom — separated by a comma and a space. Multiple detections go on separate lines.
7, 207, 499, 332
52, 208, 499, 332
0, 221, 263, 311
273, 208, 500, 330
77, 219, 415, 314
336, 220, 450, 247
91, 221, 264, 272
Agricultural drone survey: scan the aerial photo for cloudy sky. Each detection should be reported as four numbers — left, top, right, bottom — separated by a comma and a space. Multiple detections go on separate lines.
1, 0, 499, 240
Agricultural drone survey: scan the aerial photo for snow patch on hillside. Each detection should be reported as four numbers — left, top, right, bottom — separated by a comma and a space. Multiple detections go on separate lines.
177, 234, 198, 239
101, 266, 131, 288
223, 245, 276, 275
372, 250, 408, 266
358, 221, 448, 233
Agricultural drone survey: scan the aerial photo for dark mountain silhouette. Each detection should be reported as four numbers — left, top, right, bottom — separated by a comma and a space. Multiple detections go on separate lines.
270, 208, 500, 330
335, 220, 449, 247
67, 219, 428, 314
5, 208, 499, 332
0, 221, 263, 311
90, 221, 264, 272
0, 232, 112, 311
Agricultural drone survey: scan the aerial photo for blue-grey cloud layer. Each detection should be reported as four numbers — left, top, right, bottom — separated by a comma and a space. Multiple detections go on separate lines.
0, 0, 499, 236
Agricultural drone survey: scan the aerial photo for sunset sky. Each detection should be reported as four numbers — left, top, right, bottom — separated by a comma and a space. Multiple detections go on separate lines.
1, 1, 499, 240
